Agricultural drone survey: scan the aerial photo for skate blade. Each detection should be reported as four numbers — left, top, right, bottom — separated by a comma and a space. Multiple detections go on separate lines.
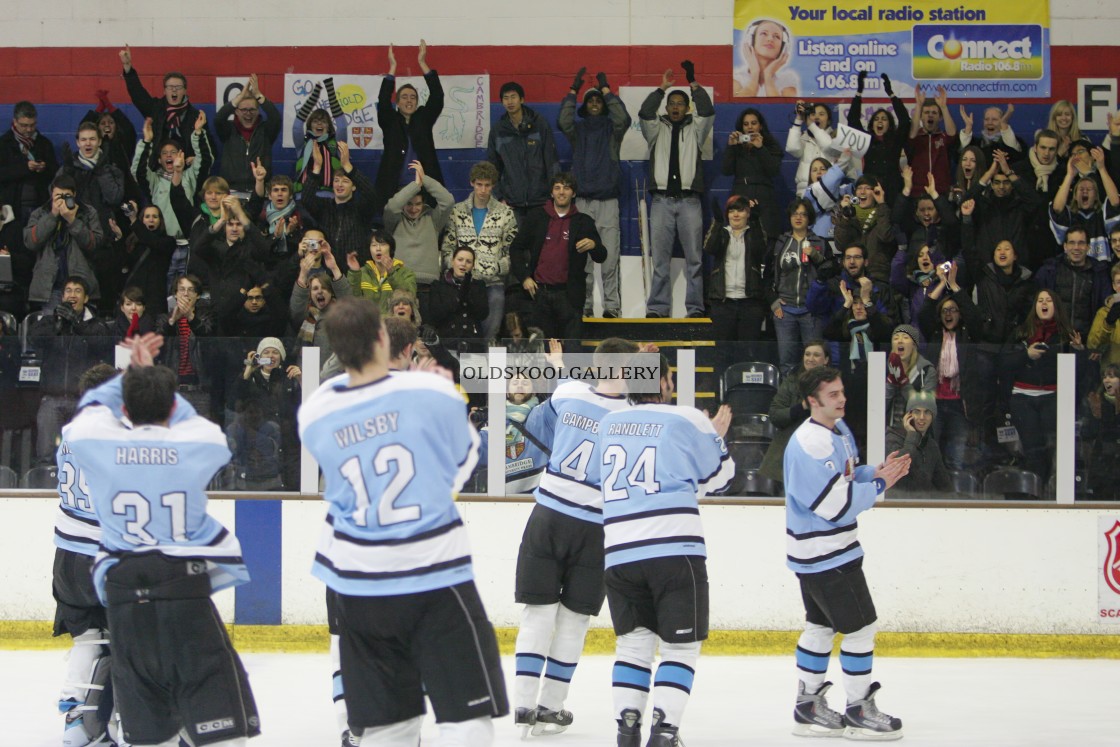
530, 721, 570, 736
842, 725, 904, 741
519, 723, 534, 740
792, 721, 845, 738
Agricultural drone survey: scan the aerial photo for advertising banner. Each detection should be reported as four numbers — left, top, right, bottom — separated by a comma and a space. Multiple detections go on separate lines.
732, 0, 1050, 100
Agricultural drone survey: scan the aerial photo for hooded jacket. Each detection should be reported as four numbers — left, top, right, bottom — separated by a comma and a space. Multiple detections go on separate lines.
557, 91, 631, 200
486, 104, 559, 208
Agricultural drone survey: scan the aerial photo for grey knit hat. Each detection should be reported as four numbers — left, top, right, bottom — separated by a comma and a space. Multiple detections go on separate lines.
906, 389, 937, 417
892, 324, 920, 346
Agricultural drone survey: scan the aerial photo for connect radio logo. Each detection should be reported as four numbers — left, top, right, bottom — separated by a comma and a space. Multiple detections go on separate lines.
912, 25, 1043, 80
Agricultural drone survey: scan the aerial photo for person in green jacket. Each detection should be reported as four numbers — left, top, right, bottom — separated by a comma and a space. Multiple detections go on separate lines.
759, 340, 831, 486
346, 228, 417, 314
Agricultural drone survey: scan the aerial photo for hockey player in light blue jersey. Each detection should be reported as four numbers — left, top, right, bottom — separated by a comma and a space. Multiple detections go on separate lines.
783, 366, 910, 740
64, 333, 259, 747
298, 297, 507, 747
599, 354, 734, 747
511, 338, 636, 737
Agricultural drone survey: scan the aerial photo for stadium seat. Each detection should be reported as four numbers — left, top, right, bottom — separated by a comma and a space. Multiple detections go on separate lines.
728, 469, 781, 498
948, 469, 980, 498
728, 412, 776, 443
983, 467, 1042, 500
720, 362, 780, 416
20, 464, 58, 489
0, 465, 17, 489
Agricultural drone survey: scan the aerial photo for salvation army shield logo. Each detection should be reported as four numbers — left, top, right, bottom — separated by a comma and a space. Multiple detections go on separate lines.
353, 127, 375, 148
1104, 521, 1120, 596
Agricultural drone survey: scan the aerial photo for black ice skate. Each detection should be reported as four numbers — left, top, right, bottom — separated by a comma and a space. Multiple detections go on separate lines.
515, 706, 537, 739
792, 680, 845, 738
531, 706, 574, 736
843, 682, 903, 741
617, 707, 642, 747
645, 707, 685, 747
341, 728, 360, 746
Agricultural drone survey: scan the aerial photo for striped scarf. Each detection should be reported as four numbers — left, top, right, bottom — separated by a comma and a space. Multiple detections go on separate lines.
11, 124, 35, 155
165, 101, 188, 141
177, 316, 194, 376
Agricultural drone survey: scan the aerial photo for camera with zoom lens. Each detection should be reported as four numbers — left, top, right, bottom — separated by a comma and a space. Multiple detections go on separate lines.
62, 195, 76, 210
468, 408, 488, 428
840, 203, 856, 219
797, 102, 813, 117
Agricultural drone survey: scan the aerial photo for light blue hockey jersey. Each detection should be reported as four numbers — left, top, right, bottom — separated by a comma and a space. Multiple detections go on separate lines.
526, 380, 630, 524
599, 403, 734, 568
298, 371, 480, 596
783, 418, 884, 574
53, 376, 198, 557
64, 377, 247, 604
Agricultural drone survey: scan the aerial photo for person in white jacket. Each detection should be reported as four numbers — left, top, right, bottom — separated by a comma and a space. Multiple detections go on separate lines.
786, 101, 859, 193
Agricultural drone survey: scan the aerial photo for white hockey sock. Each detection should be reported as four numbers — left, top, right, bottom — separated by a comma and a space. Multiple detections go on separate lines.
436, 716, 494, 746
795, 623, 836, 694
359, 715, 423, 746
839, 623, 876, 703
513, 603, 559, 710
60, 627, 108, 705
612, 627, 657, 724
651, 640, 701, 728
538, 604, 591, 711
330, 634, 349, 734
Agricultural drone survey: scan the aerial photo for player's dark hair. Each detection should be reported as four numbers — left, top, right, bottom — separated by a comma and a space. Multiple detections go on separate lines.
628, 353, 671, 405
594, 337, 639, 372
76, 121, 100, 138
324, 297, 382, 371
122, 366, 177, 425
799, 365, 843, 404
384, 316, 418, 361
13, 101, 37, 120
51, 174, 78, 195
78, 363, 117, 396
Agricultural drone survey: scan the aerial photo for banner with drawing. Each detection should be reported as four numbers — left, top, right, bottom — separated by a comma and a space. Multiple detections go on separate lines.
280, 74, 491, 150
732, 0, 1050, 100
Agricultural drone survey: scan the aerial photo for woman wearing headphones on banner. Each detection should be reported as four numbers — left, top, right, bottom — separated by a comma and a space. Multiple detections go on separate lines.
735, 19, 798, 98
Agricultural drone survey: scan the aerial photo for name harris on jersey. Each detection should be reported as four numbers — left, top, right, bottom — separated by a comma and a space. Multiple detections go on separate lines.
115, 447, 180, 465
332, 412, 400, 448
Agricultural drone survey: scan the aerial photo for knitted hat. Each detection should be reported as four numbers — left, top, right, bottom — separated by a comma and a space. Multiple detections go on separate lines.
892, 324, 920, 346
577, 88, 606, 117
256, 337, 286, 361
906, 389, 938, 417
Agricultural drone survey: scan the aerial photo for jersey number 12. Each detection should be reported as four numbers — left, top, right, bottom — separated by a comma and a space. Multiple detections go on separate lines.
339, 444, 420, 527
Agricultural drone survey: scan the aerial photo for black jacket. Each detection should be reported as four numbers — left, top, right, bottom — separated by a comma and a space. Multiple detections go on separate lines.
214, 98, 282, 192
847, 95, 911, 201
375, 71, 444, 210
703, 213, 768, 303
510, 204, 605, 309
0, 130, 58, 221
123, 67, 213, 170
720, 134, 783, 239
29, 308, 111, 396
426, 271, 489, 340
486, 105, 559, 208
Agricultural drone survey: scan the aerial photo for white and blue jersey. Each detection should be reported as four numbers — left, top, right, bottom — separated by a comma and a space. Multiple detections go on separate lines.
64, 378, 246, 605
783, 418, 885, 574
52, 376, 198, 557
599, 404, 734, 569
298, 371, 480, 597
526, 380, 630, 524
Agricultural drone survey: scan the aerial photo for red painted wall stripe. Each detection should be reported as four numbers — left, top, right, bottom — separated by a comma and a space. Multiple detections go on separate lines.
1, 45, 1114, 105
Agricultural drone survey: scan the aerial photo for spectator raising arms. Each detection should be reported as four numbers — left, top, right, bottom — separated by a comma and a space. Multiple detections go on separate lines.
847, 72, 910, 202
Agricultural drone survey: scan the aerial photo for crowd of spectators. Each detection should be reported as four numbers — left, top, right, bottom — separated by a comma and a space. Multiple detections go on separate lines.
0, 48, 1116, 498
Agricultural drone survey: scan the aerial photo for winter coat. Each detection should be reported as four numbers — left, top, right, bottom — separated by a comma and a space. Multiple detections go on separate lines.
0, 129, 59, 216
348, 258, 418, 314
704, 215, 768, 303
766, 231, 829, 310
426, 271, 489, 339
383, 177, 455, 285
721, 133, 783, 239
558, 92, 631, 200
486, 104, 559, 207
24, 202, 105, 302
123, 67, 213, 169
639, 87, 715, 194
1033, 254, 1110, 335
28, 307, 111, 396
917, 289, 984, 419
214, 98, 282, 192
56, 147, 125, 236
885, 426, 954, 494
759, 372, 808, 483
832, 202, 896, 283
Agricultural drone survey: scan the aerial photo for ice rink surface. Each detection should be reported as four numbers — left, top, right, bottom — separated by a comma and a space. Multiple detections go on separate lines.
4, 649, 1115, 746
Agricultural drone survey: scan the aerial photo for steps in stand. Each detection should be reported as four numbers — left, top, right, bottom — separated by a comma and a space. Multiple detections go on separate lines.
581, 317, 718, 400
